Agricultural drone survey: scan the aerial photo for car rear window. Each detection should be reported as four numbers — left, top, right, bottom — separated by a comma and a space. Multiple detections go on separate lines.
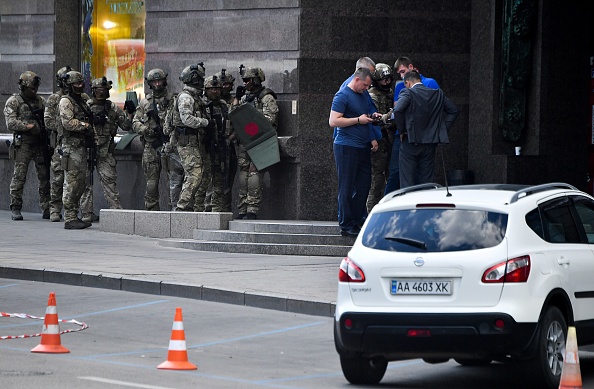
361, 209, 508, 252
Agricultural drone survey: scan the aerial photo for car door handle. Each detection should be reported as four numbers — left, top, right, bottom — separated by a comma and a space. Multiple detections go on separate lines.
557, 257, 570, 266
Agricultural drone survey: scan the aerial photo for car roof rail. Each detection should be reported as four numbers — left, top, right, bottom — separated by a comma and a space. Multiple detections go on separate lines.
510, 182, 578, 203
380, 183, 443, 203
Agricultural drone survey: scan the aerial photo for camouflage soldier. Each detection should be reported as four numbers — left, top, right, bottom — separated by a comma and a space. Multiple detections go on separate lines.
215, 68, 236, 106
59, 70, 93, 229
44, 66, 73, 222
171, 63, 212, 212
199, 76, 237, 212
83, 77, 131, 211
132, 68, 175, 211
3, 71, 50, 221
233, 67, 278, 219
366, 63, 395, 212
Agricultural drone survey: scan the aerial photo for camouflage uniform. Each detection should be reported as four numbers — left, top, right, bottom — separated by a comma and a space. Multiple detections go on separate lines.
171, 63, 210, 212
367, 64, 395, 213
84, 77, 131, 210
132, 69, 175, 211
3, 71, 50, 221
44, 66, 85, 222
199, 76, 236, 212
233, 67, 278, 219
59, 71, 93, 229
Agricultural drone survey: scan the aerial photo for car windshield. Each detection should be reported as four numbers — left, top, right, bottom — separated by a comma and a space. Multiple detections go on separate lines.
362, 209, 508, 252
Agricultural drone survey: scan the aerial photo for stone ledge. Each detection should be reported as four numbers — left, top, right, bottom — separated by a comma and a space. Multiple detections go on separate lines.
99, 209, 233, 238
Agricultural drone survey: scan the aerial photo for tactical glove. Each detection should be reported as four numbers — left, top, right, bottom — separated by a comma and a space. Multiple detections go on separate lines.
235, 86, 245, 101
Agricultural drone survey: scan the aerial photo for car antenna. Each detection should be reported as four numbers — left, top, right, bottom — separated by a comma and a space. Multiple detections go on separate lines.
440, 147, 452, 197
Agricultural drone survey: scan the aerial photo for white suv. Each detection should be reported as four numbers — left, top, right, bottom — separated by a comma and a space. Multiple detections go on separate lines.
334, 183, 594, 388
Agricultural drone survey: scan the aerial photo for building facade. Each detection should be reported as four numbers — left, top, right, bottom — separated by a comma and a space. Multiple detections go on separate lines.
1, 1, 593, 220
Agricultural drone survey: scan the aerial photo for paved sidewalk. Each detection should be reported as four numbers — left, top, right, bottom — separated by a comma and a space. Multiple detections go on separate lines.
0, 210, 344, 317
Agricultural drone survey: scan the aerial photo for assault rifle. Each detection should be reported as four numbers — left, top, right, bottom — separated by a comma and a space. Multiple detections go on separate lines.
22, 100, 51, 178
206, 102, 235, 192
86, 132, 97, 185
146, 100, 166, 151
32, 108, 51, 176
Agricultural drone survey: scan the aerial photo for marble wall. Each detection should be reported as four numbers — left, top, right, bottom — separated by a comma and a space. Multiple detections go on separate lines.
4, 1, 591, 220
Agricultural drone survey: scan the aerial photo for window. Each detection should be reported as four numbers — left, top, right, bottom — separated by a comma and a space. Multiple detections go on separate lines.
361, 209, 508, 252
539, 197, 581, 244
571, 196, 594, 243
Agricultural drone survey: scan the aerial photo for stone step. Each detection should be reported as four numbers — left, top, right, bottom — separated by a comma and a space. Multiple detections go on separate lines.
193, 229, 355, 246
158, 239, 351, 257
229, 220, 341, 235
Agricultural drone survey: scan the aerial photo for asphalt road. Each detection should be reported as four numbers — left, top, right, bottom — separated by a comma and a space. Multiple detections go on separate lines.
1, 280, 593, 389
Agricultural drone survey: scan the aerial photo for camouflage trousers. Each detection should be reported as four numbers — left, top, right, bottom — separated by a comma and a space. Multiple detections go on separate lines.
366, 137, 392, 213
210, 168, 232, 212
49, 147, 64, 215
237, 144, 262, 215
175, 139, 204, 212
142, 144, 162, 211
9, 141, 50, 211
164, 151, 184, 210
80, 142, 122, 211
194, 149, 211, 212
61, 140, 88, 223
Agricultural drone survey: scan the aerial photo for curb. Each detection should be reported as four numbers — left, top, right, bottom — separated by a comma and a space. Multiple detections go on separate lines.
0, 266, 336, 318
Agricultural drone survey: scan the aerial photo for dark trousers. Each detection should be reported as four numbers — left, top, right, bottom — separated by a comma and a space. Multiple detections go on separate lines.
399, 142, 437, 189
334, 143, 371, 231
384, 135, 401, 194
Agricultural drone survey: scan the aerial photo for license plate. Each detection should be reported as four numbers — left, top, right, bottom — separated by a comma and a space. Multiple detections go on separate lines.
390, 279, 452, 295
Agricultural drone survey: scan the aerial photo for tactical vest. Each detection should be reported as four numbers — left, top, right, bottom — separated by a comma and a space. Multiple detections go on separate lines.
88, 99, 117, 138
12, 93, 44, 136
60, 94, 91, 139
171, 90, 204, 129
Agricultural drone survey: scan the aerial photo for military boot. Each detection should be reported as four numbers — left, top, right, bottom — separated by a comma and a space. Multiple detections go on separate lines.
82, 212, 100, 223
50, 213, 62, 222
11, 208, 23, 221
64, 218, 92, 230
42, 208, 50, 219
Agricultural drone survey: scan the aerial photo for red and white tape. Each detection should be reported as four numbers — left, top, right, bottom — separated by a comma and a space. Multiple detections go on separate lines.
0, 312, 89, 340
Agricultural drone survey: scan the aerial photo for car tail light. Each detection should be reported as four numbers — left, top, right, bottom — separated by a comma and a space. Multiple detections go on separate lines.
481, 255, 531, 283
338, 257, 365, 283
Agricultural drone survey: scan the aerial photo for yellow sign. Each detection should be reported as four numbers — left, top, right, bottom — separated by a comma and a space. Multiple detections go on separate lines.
81, 0, 146, 107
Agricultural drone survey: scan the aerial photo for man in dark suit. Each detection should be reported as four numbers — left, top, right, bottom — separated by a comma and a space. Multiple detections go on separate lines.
390, 70, 459, 188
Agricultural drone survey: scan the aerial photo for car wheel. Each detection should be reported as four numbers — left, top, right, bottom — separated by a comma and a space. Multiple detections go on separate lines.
523, 306, 566, 389
454, 358, 492, 366
339, 355, 388, 385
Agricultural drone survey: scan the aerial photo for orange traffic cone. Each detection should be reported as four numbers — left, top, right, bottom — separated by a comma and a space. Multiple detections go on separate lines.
157, 307, 197, 370
31, 292, 70, 353
559, 326, 582, 389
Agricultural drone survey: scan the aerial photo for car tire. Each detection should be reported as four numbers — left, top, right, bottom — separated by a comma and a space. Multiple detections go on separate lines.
453, 358, 492, 366
522, 306, 566, 389
339, 355, 388, 385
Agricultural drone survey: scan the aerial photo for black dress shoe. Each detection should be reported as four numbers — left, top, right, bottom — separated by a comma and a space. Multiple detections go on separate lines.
340, 229, 359, 237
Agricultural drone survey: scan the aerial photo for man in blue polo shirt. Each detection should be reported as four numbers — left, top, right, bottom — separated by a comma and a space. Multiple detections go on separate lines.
329, 67, 381, 237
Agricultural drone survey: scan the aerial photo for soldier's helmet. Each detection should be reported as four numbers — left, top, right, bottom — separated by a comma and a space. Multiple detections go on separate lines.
179, 63, 206, 87
215, 69, 235, 85
18, 71, 41, 90
204, 76, 222, 89
56, 66, 72, 89
63, 71, 85, 94
241, 67, 265, 83
91, 76, 112, 90
145, 68, 168, 89
373, 63, 393, 81
91, 76, 112, 99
